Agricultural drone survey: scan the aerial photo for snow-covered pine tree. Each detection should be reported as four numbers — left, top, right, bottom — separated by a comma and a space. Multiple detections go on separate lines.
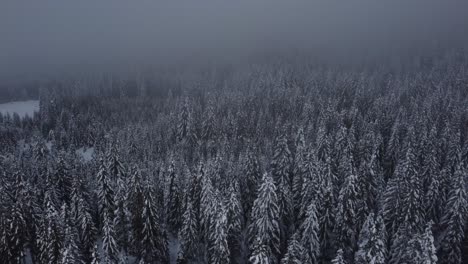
128, 167, 144, 255
101, 210, 119, 264
139, 185, 169, 263
425, 168, 443, 224
76, 195, 97, 262
318, 172, 336, 263
249, 172, 281, 264
298, 149, 322, 224
54, 154, 73, 205
249, 243, 271, 264
114, 173, 131, 254
281, 232, 304, 264
422, 222, 438, 264
292, 127, 307, 219
331, 249, 346, 264
242, 147, 262, 221
40, 191, 63, 264
176, 98, 191, 142
399, 127, 425, 232
97, 158, 115, 226
271, 131, 293, 249
335, 154, 359, 262
4, 197, 27, 263
91, 243, 100, 264
60, 224, 81, 264
354, 213, 386, 264
299, 203, 320, 264
209, 195, 230, 264
200, 167, 216, 244
438, 162, 467, 264
167, 157, 182, 232
178, 201, 199, 264
225, 181, 243, 263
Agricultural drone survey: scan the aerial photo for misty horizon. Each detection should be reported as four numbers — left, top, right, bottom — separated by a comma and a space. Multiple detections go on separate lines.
2, 0, 468, 82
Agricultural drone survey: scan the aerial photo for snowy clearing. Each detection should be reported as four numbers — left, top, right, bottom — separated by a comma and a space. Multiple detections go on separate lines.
0, 100, 39, 118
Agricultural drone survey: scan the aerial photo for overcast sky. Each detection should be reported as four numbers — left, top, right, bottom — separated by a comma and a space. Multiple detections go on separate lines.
1, 0, 468, 80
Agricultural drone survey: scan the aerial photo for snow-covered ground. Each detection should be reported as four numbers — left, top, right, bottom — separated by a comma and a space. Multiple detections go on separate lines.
76, 147, 95, 162
0, 100, 39, 118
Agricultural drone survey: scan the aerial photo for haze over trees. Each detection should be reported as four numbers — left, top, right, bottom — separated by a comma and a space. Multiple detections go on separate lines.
1, 1, 468, 263
0, 50, 467, 263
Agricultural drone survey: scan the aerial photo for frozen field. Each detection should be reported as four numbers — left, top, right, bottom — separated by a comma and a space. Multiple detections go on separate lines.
0, 100, 39, 118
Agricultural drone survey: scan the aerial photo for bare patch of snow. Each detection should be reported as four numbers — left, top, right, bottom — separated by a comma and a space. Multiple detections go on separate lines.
0, 100, 39, 118
168, 234, 181, 264
76, 147, 95, 162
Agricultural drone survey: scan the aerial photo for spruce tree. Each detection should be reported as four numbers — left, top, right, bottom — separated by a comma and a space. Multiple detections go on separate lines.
438, 162, 467, 264
167, 157, 182, 232
225, 181, 243, 262
335, 159, 359, 262
249, 173, 281, 263
101, 210, 119, 264
139, 185, 169, 263
281, 233, 304, 264
177, 201, 199, 263
331, 249, 346, 264
209, 198, 230, 264
299, 203, 320, 264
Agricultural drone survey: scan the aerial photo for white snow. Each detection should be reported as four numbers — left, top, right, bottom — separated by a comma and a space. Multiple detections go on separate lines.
0, 100, 39, 118
76, 147, 95, 162
168, 234, 181, 264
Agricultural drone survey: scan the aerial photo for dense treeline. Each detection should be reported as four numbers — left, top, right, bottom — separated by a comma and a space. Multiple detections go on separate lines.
0, 52, 468, 263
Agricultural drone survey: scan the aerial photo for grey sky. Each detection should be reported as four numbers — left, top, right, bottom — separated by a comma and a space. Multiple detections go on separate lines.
1, 0, 468, 80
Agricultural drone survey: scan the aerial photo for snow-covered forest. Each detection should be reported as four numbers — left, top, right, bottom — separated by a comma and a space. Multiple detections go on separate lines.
0, 51, 467, 264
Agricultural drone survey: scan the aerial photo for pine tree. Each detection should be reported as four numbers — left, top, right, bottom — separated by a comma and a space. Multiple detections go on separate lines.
106, 145, 126, 181
139, 185, 169, 263
167, 157, 182, 232
114, 175, 131, 253
332, 249, 346, 264
209, 197, 230, 264
354, 213, 386, 264
335, 159, 359, 262
422, 222, 438, 264
225, 181, 243, 262
249, 173, 281, 264
177, 98, 192, 142
54, 154, 73, 204
76, 195, 97, 262
318, 174, 336, 263
90, 244, 100, 264
292, 127, 307, 218
101, 210, 119, 264
242, 147, 262, 220
299, 203, 320, 264
271, 132, 293, 247
178, 201, 199, 263
5, 199, 27, 263
128, 167, 144, 255
60, 224, 81, 264
298, 149, 322, 223
389, 222, 414, 264
200, 168, 216, 243
189, 162, 205, 233
438, 162, 467, 264
425, 169, 443, 224
281, 233, 304, 264
97, 158, 115, 226
249, 244, 271, 264
400, 127, 425, 232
